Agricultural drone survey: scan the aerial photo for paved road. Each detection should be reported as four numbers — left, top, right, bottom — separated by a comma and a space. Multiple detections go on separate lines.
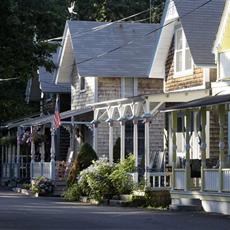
0, 188, 230, 230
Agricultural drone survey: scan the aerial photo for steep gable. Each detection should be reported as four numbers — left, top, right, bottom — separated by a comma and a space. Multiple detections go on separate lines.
150, 0, 225, 78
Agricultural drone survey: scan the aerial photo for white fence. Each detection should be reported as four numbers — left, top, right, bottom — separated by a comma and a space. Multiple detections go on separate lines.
222, 169, 230, 192
204, 169, 219, 191
31, 162, 51, 179
175, 169, 185, 190
149, 172, 172, 189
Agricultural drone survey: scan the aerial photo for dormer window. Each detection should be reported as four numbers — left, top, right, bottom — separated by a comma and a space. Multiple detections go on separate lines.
174, 27, 193, 77
79, 75, 85, 91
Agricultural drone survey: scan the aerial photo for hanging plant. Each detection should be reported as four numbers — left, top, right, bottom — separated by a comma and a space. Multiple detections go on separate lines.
32, 132, 46, 144
0, 136, 17, 145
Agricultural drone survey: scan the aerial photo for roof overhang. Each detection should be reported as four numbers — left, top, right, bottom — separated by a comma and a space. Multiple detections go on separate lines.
149, 0, 178, 79
162, 94, 230, 113
55, 23, 74, 84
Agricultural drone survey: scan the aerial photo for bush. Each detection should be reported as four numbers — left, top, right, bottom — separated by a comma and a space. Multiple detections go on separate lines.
67, 160, 80, 186
77, 143, 98, 171
63, 183, 81, 201
125, 190, 171, 208
31, 176, 54, 196
110, 154, 135, 194
78, 159, 114, 202
67, 143, 98, 186
145, 190, 171, 208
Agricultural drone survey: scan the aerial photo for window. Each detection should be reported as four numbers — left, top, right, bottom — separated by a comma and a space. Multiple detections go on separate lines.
175, 27, 193, 77
79, 75, 85, 91
121, 78, 137, 97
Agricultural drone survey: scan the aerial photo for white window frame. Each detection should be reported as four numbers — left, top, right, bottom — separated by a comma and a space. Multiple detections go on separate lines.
121, 77, 138, 98
174, 27, 193, 78
79, 75, 86, 92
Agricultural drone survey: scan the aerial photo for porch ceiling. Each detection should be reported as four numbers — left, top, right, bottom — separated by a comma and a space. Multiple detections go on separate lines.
162, 94, 230, 112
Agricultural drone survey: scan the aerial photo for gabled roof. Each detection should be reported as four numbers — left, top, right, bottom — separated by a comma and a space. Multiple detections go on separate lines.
150, 0, 225, 78
174, 0, 225, 66
56, 20, 160, 83
39, 43, 71, 93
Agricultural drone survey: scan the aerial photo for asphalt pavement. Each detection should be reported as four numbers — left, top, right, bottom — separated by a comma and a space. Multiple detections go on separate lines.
0, 187, 230, 230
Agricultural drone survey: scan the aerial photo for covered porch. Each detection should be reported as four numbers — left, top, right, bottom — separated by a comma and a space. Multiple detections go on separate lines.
164, 94, 230, 215
0, 108, 93, 183
88, 89, 210, 190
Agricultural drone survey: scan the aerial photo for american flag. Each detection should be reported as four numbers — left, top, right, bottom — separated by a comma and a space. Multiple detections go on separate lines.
54, 95, 61, 129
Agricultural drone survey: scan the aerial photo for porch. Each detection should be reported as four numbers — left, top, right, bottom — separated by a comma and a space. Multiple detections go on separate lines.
164, 94, 230, 215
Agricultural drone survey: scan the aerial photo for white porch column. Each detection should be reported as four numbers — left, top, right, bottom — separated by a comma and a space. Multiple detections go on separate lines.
12, 145, 16, 177
133, 118, 139, 183
16, 128, 20, 178
143, 100, 151, 187
7, 140, 11, 178
171, 111, 177, 190
218, 105, 225, 192
30, 126, 35, 179
40, 126, 45, 176
200, 108, 207, 192
92, 121, 99, 153
108, 120, 114, 164
1, 145, 4, 178
120, 120, 126, 162
50, 125, 56, 180
185, 110, 191, 192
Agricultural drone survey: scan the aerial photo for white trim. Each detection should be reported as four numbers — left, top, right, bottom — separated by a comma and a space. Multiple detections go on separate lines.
206, 111, 210, 159
134, 78, 138, 96
94, 77, 98, 103
149, 0, 177, 79
174, 27, 193, 78
213, 0, 230, 54
165, 85, 206, 94
56, 25, 75, 84
203, 68, 210, 84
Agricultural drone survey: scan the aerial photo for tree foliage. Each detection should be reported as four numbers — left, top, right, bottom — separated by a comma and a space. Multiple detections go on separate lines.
0, 0, 164, 123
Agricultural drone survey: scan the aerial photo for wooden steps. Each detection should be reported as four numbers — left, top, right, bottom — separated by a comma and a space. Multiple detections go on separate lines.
53, 180, 67, 197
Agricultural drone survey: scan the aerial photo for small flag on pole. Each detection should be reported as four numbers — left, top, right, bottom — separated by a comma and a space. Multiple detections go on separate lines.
54, 95, 61, 129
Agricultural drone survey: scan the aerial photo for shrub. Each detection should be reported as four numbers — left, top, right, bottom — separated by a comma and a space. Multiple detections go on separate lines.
78, 159, 114, 201
110, 154, 135, 195
67, 160, 80, 186
63, 183, 81, 201
67, 143, 98, 186
145, 189, 171, 208
31, 176, 54, 196
77, 143, 98, 171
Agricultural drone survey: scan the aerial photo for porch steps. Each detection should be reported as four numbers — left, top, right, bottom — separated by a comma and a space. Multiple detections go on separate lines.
169, 204, 203, 212
170, 198, 203, 212
53, 180, 67, 197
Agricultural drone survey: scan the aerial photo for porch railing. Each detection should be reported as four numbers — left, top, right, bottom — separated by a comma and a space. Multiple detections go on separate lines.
175, 169, 185, 190
149, 172, 172, 189
31, 162, 51, 179
2, 163, 18, 178
222, 168, 230, 192
204, 169, 219, 191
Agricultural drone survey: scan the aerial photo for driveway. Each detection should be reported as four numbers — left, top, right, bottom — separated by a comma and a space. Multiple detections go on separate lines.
0, 188, 229, 230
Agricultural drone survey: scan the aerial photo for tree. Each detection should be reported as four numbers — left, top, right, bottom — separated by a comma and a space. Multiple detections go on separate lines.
0, 0, 165, 123
0, 0, 69, 122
